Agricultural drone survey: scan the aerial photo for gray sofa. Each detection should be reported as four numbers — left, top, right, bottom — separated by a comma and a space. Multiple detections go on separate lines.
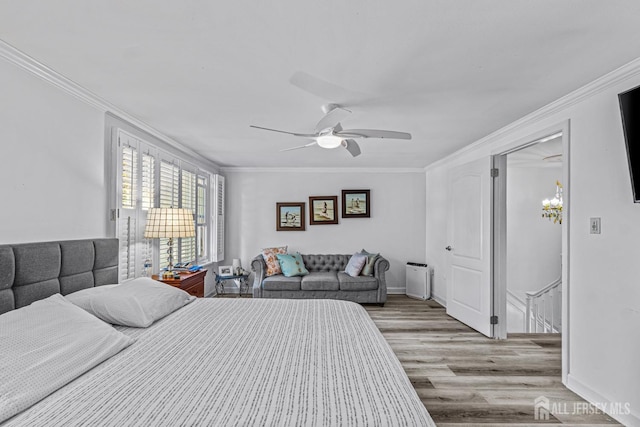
251, 254, 389, 305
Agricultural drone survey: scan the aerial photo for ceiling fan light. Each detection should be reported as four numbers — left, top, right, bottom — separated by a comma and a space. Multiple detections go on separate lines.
316, 135, 343, 149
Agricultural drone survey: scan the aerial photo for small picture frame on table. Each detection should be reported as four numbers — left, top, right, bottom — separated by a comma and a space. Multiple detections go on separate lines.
218, 265, 233, 276
309, 196, 338, 225
342, 190, 370, 218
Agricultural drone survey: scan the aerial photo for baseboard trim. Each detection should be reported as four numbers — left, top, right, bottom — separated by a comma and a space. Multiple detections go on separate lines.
566, 374, 639, 426
431, 293, 446, 307
213, 287, 429, 298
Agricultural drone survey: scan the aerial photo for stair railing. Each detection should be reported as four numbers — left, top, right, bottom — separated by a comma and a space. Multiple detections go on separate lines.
525, 277, 561, 333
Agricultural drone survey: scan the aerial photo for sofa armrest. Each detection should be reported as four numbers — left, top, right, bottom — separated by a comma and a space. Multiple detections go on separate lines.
373, 256, 390, 278
373, 256, 390, 302
251, 255, 266, 297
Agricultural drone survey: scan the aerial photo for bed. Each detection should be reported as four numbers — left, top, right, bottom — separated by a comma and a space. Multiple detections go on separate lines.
0, 239, 434, 426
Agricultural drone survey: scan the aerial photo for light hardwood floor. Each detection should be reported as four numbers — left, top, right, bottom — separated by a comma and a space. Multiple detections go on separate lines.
365, 295, 621, 426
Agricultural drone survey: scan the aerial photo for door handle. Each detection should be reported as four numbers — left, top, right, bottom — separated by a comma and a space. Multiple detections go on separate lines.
445, 246, 452, 251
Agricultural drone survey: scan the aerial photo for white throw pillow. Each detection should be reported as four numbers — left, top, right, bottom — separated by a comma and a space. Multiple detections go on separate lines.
345, 252, 368, 277
0, 294, 134, 423
66, 277, 195, 328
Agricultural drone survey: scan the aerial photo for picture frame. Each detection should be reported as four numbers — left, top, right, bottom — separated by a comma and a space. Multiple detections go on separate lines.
309, 196, 338, 225
218, 265, 233, 276
342, 190, 370, 218
276, 202, 306, 231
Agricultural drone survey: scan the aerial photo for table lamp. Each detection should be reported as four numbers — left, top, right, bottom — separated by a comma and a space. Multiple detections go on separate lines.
144, 208, 195, 278
232, 258, 242, 275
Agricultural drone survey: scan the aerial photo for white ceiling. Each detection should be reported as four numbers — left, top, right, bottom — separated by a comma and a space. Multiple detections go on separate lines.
1, 1, 639, 168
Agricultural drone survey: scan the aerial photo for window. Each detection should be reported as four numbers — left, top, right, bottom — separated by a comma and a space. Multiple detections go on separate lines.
114, 129, 224, 280
196, 175, 208, 260
212, 174, 225, 262
179, 169, 197, 265
121, 146, 137, 210
116, 132, 151, 281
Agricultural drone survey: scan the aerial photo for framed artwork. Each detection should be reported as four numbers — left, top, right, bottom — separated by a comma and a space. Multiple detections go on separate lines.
309, 196, 338, 225
218, 265, 233, 276
342, 190, 370, 218
276, 202, 306, 231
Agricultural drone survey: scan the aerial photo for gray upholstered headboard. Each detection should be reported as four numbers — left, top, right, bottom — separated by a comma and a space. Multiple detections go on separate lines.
0, 238, 118, 315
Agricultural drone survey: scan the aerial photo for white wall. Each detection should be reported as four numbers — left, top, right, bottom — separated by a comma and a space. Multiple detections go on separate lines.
224, 169, 426, 292
425, 166, 449, 304
506, 166, 562, 298
506, 296, 526, 333
425, 59, 640, 425
0, 56, 223, 294
0, 58, 107, 243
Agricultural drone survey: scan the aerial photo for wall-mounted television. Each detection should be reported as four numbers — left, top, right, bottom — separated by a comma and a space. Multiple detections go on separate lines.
619, 84, 640, 203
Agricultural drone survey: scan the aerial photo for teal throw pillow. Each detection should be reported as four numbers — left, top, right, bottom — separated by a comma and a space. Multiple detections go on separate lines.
360, 249, 380, 276
276, 253, 309, 277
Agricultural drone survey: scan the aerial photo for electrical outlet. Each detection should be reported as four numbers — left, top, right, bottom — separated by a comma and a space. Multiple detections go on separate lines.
590, 217, 601, 234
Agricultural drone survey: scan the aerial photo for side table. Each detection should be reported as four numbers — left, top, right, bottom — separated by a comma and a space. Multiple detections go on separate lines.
215, 273, 250, 296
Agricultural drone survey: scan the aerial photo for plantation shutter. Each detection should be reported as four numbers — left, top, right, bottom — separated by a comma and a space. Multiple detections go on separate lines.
180, 170, 197, 263
140, 151, 155, 272
158, 160, 179, 269
118, 213, 137, 280
212, 174, 225, 262
160, 161, 180, 209
118, 133, 138, 280
116, 131, 157, 281
141, 153, 155, 211
121, 145, 137, 210
196, 175, 208, 260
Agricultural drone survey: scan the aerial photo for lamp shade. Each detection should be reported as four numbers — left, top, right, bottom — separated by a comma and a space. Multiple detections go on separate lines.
143, 208, 195, 239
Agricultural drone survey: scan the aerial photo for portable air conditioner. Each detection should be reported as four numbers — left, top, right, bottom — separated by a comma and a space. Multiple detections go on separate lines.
405, 262, 432, 300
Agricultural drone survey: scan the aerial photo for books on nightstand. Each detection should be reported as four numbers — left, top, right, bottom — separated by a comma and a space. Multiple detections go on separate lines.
162, 264, 203, 273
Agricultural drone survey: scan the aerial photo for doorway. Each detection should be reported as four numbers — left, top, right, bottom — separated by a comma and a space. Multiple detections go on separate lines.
441, 124, 570, 377
492, 124, 570, 380
503, 135, 563, 333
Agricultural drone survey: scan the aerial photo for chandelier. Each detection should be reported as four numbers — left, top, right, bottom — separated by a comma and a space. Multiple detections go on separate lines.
542, 181, 563, 224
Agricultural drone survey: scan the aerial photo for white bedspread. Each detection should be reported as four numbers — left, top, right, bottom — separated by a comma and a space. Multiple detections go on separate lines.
4, 298, 434, 426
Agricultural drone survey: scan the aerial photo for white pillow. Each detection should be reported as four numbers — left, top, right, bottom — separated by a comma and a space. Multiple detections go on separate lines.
345, 252, 368, 277
66, 277, 195, 328
0, 294, 134, 423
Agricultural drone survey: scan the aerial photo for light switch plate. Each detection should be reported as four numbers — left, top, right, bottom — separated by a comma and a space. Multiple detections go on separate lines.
590, 217, 601, 234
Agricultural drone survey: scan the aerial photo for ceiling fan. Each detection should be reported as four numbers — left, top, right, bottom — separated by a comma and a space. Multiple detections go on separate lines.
249, 104, 411, 157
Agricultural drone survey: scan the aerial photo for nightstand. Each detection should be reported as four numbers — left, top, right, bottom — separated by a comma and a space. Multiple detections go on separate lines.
152, 269, 207, 298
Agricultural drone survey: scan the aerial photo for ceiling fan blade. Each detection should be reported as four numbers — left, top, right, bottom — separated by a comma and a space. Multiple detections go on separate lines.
280, 141, 318, 152
314, 106, 351, 132
342, 139, 361, 157
336, 129, 412, 140
250, 125, 317, 138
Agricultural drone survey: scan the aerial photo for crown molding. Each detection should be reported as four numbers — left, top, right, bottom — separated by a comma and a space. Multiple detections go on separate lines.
425, 56, 640, 172
221, 166, 426, 174
0, 38, 219, 171
0, 39, 109, 111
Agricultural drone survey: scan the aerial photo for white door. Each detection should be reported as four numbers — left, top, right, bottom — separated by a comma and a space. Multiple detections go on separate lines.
446, 157, 493, 337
